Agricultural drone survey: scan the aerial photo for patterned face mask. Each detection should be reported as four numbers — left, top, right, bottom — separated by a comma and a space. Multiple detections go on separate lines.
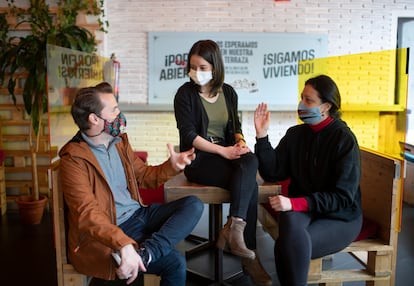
98, 112, 127, 137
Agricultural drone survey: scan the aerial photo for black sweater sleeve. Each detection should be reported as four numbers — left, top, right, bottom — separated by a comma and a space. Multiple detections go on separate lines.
174, 83, 203, 152
255, 134, 291, 182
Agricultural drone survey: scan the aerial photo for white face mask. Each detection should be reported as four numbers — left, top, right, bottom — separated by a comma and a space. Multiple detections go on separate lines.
188, 69, 213, 86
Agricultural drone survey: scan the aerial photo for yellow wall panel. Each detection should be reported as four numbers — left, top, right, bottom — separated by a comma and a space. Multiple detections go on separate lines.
299, 49, 408, 157
342, 111, 379, 150
300, 50, 398, 106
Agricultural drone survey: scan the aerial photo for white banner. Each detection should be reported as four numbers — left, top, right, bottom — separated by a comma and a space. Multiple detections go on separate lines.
148, 32, 327, 108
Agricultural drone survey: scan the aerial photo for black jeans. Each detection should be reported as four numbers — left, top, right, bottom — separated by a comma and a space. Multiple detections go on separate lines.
274, 211, 363, 286
184, 151, 259, 249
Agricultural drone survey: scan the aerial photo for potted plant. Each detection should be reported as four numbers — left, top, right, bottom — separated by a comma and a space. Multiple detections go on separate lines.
0, 0, 106, 224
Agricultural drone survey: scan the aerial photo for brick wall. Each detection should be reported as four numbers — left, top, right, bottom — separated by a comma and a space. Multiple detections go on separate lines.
105, 0, 413, 104
124, 111, 179, 164
3, 0, 413, 164
99, 0, 413, 163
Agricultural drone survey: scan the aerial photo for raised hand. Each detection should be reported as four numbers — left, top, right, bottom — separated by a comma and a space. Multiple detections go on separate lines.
254, 102, 270, 138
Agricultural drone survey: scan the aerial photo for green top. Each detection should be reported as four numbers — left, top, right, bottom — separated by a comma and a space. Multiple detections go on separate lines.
201, 91, 228, 138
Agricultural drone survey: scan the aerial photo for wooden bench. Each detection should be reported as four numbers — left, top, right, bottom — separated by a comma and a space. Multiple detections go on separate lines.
50, 160, 161, 286
257, 147, 403, 286
164, 172, 281, 284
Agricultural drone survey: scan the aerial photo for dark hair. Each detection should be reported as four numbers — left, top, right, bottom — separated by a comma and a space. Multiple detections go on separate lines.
186, 39, 225, 95
71, 82, 115, 131
95, 81, 113, 93
71, 86, 104, 131
305, 75, 341, 119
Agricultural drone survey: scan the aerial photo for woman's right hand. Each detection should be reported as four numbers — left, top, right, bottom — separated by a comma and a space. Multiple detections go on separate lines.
218, 145, 250, 160
254, 102, 270, 138
193, 136, 249, 159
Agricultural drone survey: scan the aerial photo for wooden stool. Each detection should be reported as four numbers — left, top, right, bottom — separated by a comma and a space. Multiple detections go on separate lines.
164, 172, 280, 284
50, 160, 160, 286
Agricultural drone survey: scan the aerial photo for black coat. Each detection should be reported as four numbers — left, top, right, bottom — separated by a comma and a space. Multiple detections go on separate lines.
255, 119, 362, 221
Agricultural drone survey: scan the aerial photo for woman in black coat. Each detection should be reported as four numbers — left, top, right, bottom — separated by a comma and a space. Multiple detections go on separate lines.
254, 75, 363, 286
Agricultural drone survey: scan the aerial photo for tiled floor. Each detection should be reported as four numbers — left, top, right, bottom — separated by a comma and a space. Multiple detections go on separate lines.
0, 203, 413, 286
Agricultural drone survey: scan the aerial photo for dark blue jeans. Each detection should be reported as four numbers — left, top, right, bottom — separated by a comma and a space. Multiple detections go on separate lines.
119, 195, 204, 286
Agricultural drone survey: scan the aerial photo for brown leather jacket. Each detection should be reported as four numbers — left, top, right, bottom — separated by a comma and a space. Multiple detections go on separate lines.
59, 131, 177, 280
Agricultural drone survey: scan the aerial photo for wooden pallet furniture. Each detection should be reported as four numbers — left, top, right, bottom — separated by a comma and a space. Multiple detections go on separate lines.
0, 103, 55, 210
0, 2, 101, 212
257, 147, 403, 286
164, 172, 281, 284
0, 157, 5, 215
50, 160, 160, 286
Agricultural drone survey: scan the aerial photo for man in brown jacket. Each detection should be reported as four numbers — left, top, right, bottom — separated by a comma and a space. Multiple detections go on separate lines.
59, 83, 203, 286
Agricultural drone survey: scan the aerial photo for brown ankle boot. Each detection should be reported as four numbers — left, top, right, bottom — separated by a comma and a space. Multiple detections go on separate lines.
216, 217, 255, 259
241, 252, 272, 286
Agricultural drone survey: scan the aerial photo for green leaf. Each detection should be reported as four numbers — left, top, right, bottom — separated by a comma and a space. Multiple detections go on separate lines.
1, 0, 105, 136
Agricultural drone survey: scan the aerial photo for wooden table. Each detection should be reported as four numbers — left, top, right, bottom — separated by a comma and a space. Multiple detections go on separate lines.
164, 172, 280, 285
